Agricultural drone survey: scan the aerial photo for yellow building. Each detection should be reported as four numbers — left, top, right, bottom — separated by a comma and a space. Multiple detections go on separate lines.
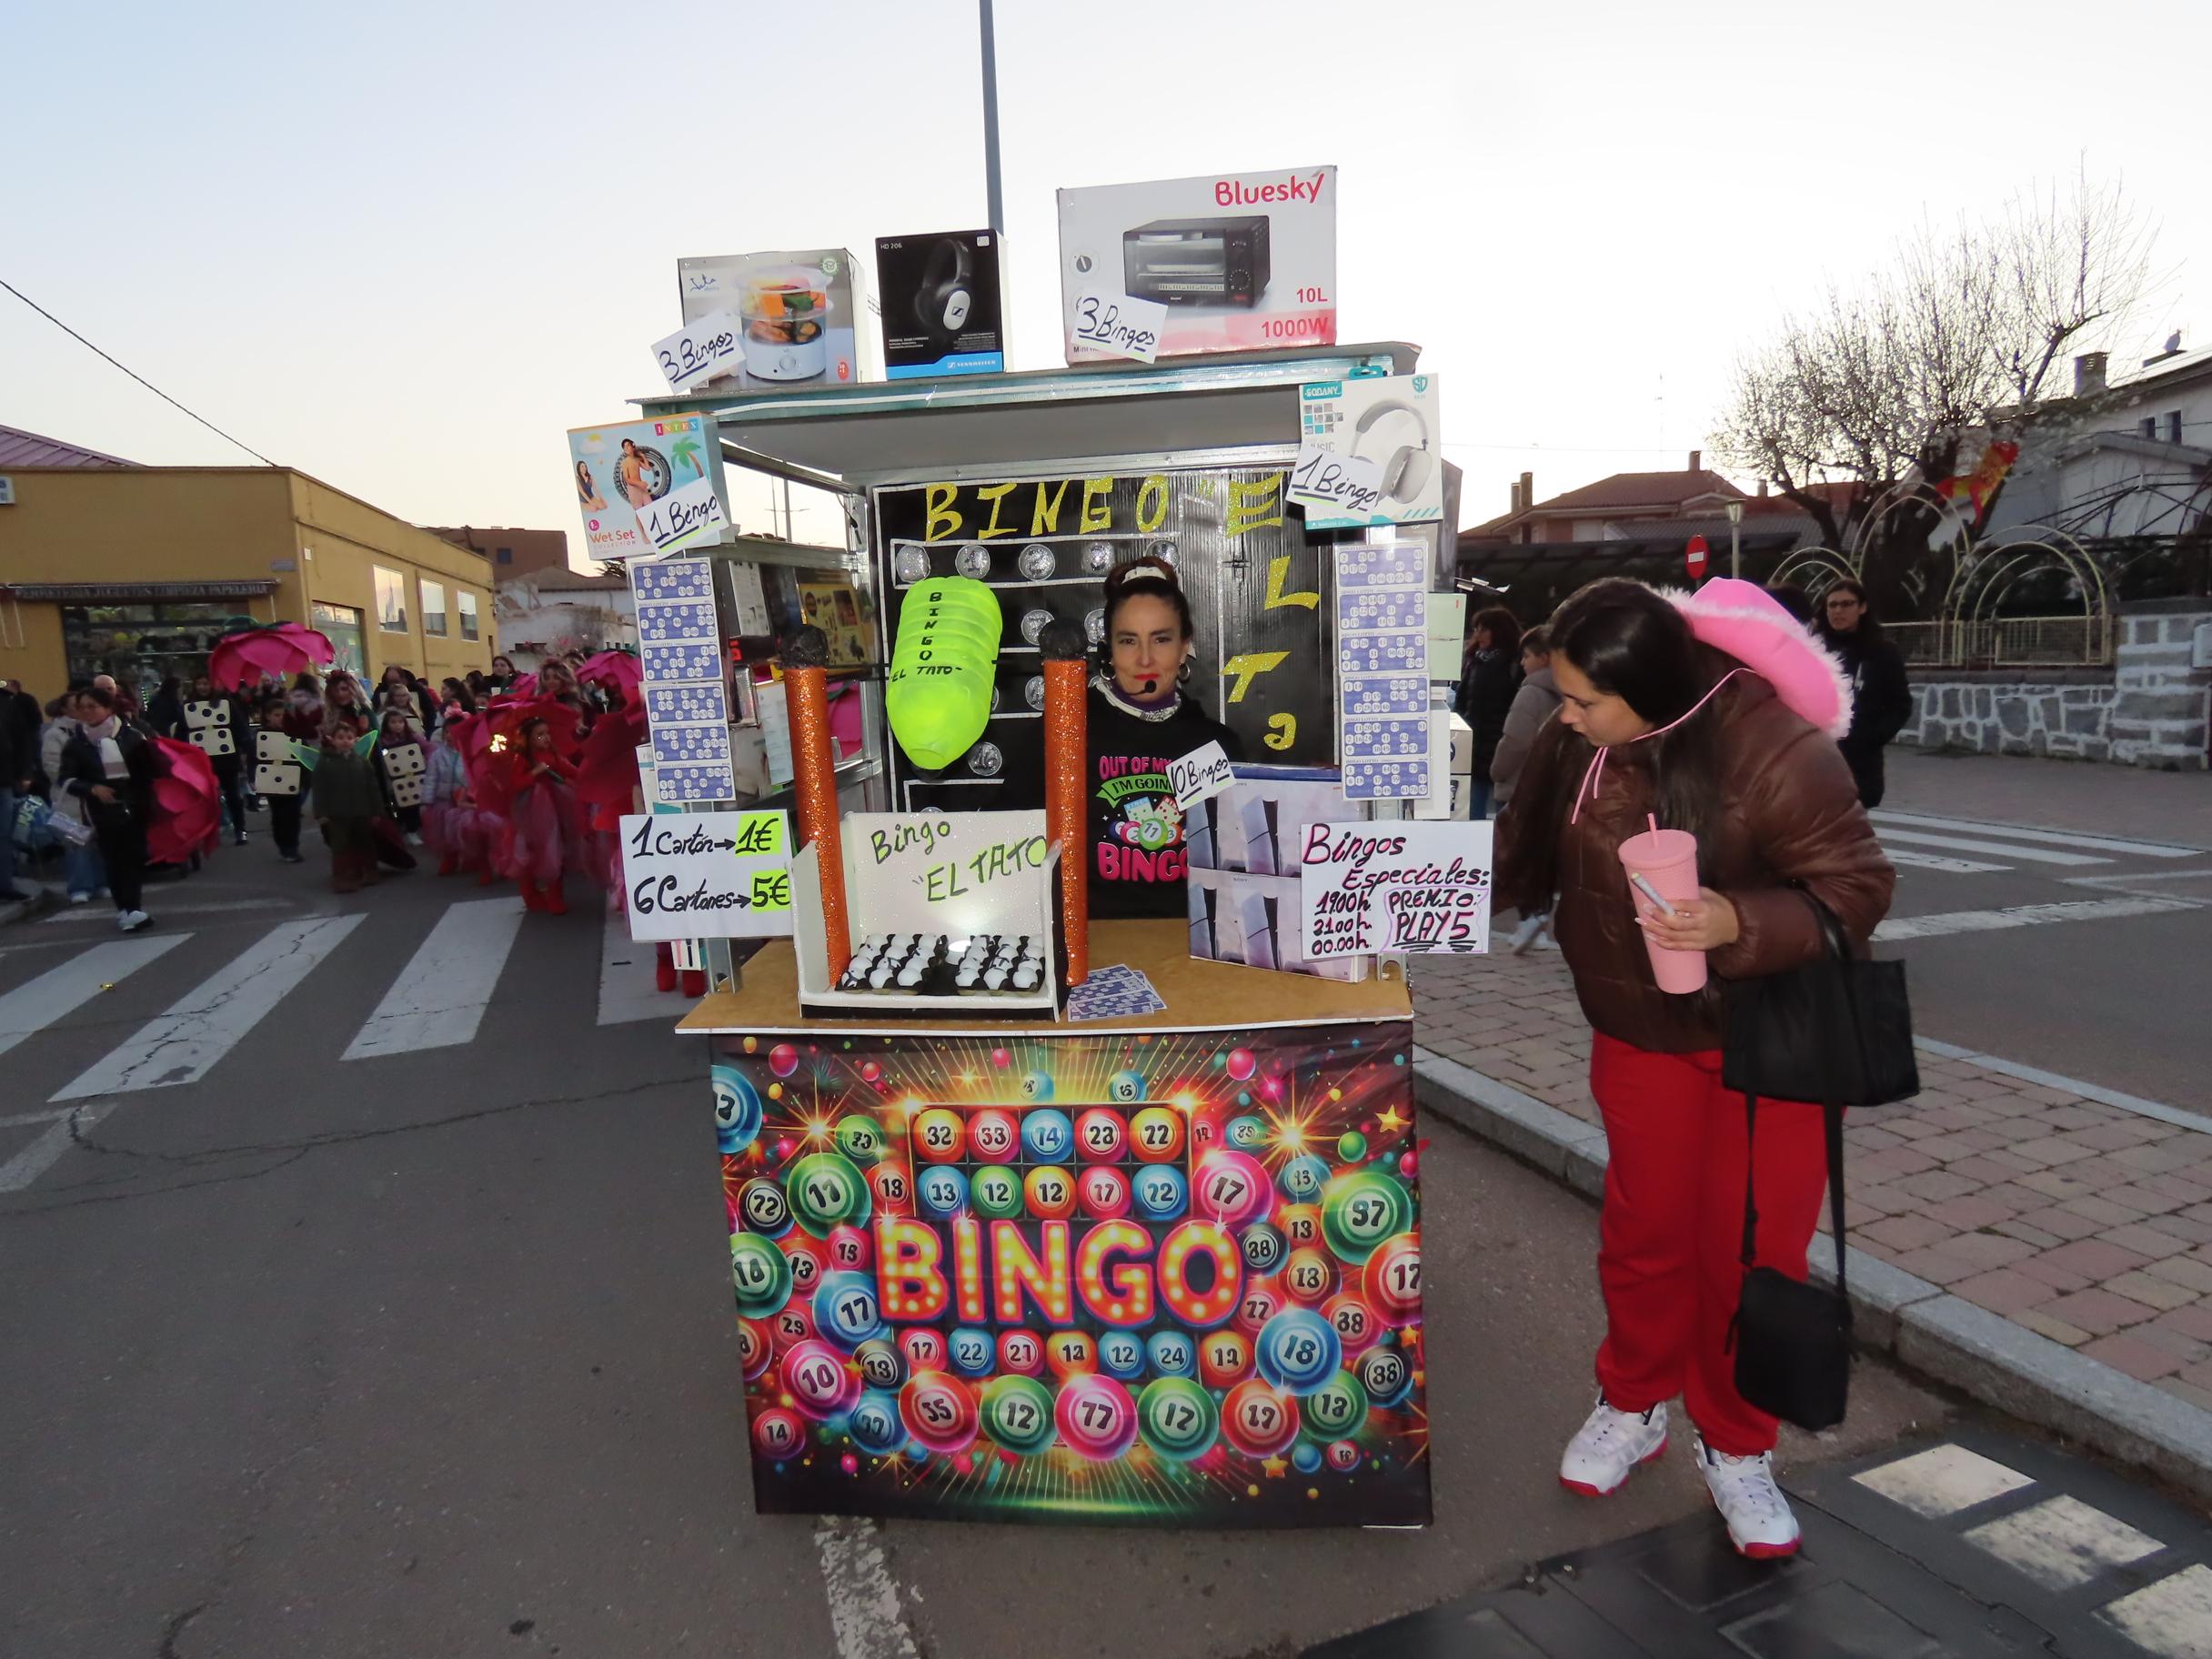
0, 427, 498, 700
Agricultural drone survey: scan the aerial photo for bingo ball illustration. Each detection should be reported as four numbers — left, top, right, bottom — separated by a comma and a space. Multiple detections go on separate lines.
900, 1371, 980, 1454
1358, 1343, 1415, 1408
736, 1316, 774, 1382
1363, 1232, 1423, 1325
1321, 1169, 1415, 1263
998, 1329, 1045, 1376
1240, 1222, 1286, 1276
753, 1407, 805, 1462
1225, 1114, 1269, 1151
1327, 1439, 1363, 1473
768, 1041, 800, 1079
1076, 1108, 1127, 1161
1255, 1308, 1342, 1393
779, 1232, 828, 1292
1054, 1373, 1139, 1461
847, 1389, 907, 1456
1107, 1069, 1146, 1105
1225, 1048, 1257, 1082
1293, 1443, 1322, 1475
1079, 1164, 1131, 1220
912, 1108, 967, 1163
1146, 1330, 1197, 1377
1283, 1248, 1336, 1305
853, 1338, 905, 1392
1131, 1164, 1189, 1222
967, 1108, 1020, 1164
814, 1271, 886, 1350
1020, 1108, 1072, 1162
711, 1064, 763, 1154
1304, 1371, 1370, 1439
1130, 1106, 1183, 1163
900, 1328, 948, 1372
1200, 1329, 1253, 1389
1018, 1070, 1054, 1103
867, 1160, 913, 1216
1322, 1292, 1382, 1359
738, 1177, 793, 1239
1023, 1165, 1077, 1221
980, 1374, 1056, 1455
1279, 1203, 1321, 1249
1222, 1378, 1300, 1458
1280, 1153, 1330, 1204
917, 1164, 970, 1219
970, 1163, 1025, 1221
729, 1232, 791, 1316
784, 1339, 860, 1420
1234, 1279, 1285, 1337
828, 1223, 871, 1272
1098, 1330, 1145, 1380
1337, 1131, 1368, 1162
834, 1115, 886, 1165
948, 1327, 996, 1378
1137, 1376, 1220, 1463
786, 1151, 870, 1238
1046, 1330, 1097, 1379
1192, 1148, 1272, 1228
771, 1302, 817, 1352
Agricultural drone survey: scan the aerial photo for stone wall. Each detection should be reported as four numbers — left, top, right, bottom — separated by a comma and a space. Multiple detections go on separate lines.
1895, 609, 2210, 770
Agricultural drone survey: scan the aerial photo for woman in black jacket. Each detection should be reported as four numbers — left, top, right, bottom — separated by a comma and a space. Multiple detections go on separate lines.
1455, 606, 1523, 819
57, 686, 158, 931
1815, 580, 1912, 808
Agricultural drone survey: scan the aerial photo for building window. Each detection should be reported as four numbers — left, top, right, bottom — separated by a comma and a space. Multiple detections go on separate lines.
59, 601, 251, 697
2140, 417, 2158, 440
458, 590, 480, 641
497, 547, 513, 564
2171, 411, 2186, 445
311, 601, 366, 677
373, 566, 408, 632
421, 579, 447, 637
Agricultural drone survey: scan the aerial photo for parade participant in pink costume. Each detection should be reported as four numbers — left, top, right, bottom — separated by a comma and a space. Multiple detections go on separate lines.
423, 711, 494, 879
503, 717, 588, 914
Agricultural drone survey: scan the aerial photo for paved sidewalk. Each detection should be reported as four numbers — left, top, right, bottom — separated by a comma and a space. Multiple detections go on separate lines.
1412, 950, 2212, 1422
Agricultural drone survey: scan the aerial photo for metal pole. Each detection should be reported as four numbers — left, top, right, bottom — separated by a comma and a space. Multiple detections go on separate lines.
1731, 519, 1740, 580
980, 0, 1003, 231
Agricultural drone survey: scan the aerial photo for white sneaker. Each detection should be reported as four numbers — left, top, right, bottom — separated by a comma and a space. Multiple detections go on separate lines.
70, 892, 91, 905
1509, 913, 1549, 955
1695, 1434, 1801, 1558
117, 910, 151, 933
1559, 1396, 1667, 1496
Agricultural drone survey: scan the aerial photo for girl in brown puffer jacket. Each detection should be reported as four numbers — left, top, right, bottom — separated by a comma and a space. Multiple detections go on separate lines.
1495, 578, 1895, 1562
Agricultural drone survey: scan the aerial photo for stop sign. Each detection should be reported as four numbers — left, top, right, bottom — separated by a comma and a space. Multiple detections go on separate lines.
1684, 534, 1709, 580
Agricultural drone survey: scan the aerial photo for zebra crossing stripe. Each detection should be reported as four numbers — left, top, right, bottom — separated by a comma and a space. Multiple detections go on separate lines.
343, 897, 527, 1060
49, 915, 367, 1102
1872, 809, 2202, 860
0, 935, 187, 1058
598, 908, 671, 1026
1883, 849, 2010, 874
1875, 828, 2111, 867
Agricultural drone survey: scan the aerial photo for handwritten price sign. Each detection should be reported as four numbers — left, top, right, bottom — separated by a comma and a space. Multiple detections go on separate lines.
636, 476, 729, 555
1168, 740, 1234, 810
1300, 819, 1493, 960
1071, 290, 1167, 364
620, 810, 794, 941
649, 309, 743, 392
1288, 446, 1385, 520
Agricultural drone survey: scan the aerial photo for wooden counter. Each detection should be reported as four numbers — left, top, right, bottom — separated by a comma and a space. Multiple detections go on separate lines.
677, 918, 1411, 1038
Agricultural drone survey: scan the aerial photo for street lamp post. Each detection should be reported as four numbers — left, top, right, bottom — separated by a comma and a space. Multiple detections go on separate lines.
1725, 498, 1744, 580
980, 0, 1003, 232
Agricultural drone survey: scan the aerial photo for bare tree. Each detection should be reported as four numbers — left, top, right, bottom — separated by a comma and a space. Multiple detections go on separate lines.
1713, 171, 2157, 610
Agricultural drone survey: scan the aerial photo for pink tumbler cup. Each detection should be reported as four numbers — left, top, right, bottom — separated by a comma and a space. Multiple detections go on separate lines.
1617, 824, 1705, 993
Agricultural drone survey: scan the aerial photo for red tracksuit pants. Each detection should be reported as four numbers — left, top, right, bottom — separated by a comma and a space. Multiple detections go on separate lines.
1589, 1032, 1832, 1455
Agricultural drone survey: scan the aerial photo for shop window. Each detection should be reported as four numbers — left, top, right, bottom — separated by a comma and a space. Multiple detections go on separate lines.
374, 567, 408, 632
59, 601, 250, 696
421, 579, 448, 637
312, 602, 366, 677
458, 590, 480, 641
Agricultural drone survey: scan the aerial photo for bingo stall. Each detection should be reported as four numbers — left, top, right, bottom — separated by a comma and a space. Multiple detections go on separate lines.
598, 174, 1491, 1529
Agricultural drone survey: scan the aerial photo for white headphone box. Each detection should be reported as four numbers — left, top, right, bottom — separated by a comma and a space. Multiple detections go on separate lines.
1296, 374, 1443, 529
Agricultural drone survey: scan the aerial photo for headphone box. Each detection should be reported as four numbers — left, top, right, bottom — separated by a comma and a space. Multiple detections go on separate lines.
1056, 165, 1336, 363
673, 248, 879, 394
1296, 374, 1443, 528
874, 229, 1007, 380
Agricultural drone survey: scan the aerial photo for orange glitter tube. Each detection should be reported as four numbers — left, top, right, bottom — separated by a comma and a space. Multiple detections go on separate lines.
1039, 619, 1091, 988
781, 628, 850, 985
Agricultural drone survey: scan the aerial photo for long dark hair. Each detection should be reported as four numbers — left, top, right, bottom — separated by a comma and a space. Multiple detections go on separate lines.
1496, 578, 1728, 905
1815, 578, 1885, 648
1466, 606, 1522, 661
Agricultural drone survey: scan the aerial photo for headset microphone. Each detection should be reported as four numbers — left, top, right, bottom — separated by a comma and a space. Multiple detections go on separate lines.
1141, 679, 1158, 693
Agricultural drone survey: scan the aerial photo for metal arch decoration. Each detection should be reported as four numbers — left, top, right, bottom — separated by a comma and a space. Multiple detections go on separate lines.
1767, 547, 1862, 598
1938, 523, 2113, 668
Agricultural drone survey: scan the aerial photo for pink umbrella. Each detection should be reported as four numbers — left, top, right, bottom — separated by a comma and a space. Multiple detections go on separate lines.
147, 737, 222, 865
209, 622, 336, 690
577, 649, 642, 699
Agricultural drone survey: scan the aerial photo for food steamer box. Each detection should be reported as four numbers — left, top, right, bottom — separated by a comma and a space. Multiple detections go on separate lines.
1183, 765, 1371, 981
1055, 166, 1337, 363
675, 249, 876, 394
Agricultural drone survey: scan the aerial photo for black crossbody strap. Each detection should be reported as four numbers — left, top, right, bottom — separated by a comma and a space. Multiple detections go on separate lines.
1737, 908, 1851, 1300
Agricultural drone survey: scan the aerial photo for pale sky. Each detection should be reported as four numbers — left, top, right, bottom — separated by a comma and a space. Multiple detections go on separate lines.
4, 0, 2203, 567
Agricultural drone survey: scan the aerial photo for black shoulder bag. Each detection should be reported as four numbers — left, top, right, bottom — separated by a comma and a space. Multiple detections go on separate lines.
1724, 890, 1916, 1432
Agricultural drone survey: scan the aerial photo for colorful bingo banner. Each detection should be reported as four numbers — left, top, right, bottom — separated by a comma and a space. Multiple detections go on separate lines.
710, 1023, 1431, 1527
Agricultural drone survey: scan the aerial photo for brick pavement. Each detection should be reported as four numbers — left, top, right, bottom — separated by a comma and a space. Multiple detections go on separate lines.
1412, 950, 2212, 1415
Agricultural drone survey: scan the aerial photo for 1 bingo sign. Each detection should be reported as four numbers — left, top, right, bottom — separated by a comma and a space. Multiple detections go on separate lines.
711, 1022, 1430, 1527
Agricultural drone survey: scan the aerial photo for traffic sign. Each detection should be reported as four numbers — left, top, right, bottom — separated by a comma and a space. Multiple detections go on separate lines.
1684, 535, 1709, 581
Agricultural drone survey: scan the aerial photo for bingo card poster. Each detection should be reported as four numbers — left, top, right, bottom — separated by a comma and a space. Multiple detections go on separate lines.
710, 1025, 1431, 1527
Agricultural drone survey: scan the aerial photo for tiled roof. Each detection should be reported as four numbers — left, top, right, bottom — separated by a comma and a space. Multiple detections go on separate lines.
1533, 468, 1749, 513
0, 423, 139, 468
